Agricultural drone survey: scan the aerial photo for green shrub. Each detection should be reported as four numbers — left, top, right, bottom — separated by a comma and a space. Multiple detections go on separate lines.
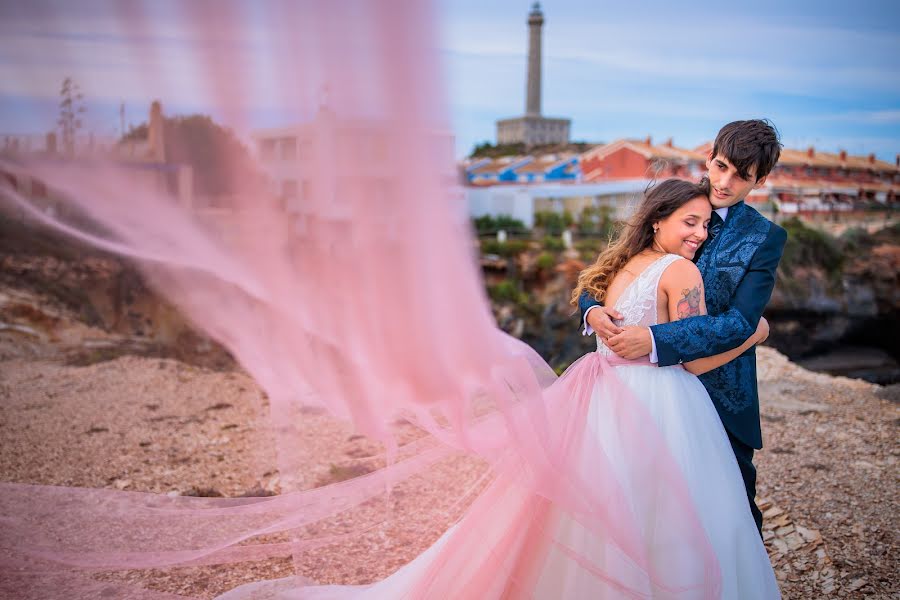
880, 221, 900, 242
534, 210, 573, 235
838, 227, 871, 254
472, 215, 528, 235
470, 141, 526, 158
495, 214, 526, 232
472, 215, 494, 234
472, 214, 527, 234
781, 218, 843, 275
480, 239, 529, 257
576, 238, 613, 263
535, 252, 556, 271
575, 239, 602, 255
542, 236, 565, 251
507, 240, 530, 256
577, 205, 616, 237
488, 279, 527, 304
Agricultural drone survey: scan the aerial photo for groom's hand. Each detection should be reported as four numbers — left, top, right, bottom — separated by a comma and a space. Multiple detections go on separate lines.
587, 306, 623, 339
607, 326, 652, 360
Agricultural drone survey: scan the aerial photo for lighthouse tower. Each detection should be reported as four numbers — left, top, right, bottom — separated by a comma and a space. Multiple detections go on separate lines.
496, 3, 571, 147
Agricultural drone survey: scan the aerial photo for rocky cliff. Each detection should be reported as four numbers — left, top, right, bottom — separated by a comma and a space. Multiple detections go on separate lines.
0, 216, 234, 369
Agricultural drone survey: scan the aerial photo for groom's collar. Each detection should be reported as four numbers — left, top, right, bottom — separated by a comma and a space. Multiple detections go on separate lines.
716, 200, 745, 223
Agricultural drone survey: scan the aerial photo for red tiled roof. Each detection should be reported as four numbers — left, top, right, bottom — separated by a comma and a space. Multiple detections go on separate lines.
777, 148, 897, 172
842, 153, 897, 172
777, 148, 843, 168
696, 142, 897, 173
694, 141, 713, 156
765, 175, 899, 195
582, 138, 705, 164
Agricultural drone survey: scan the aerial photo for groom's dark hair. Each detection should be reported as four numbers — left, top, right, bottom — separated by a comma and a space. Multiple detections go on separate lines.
711, 119, 782, 182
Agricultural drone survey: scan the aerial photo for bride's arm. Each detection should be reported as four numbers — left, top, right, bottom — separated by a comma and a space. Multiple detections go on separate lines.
682, 318, 768, 376
660, 259, 766, 376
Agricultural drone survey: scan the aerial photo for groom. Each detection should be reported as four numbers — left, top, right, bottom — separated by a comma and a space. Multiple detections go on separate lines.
580, 119, 787, 535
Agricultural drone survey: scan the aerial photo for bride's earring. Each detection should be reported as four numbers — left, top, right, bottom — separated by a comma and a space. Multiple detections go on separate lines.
652, 225, 666, 253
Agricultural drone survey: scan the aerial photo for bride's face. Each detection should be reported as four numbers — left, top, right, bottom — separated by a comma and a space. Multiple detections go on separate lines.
653, 196, 712, 259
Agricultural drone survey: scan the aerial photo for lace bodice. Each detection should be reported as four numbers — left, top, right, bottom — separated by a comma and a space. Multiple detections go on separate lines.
597, 254, 684, 356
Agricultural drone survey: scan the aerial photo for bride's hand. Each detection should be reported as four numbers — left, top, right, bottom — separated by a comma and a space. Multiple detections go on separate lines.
755, 317, 770, 345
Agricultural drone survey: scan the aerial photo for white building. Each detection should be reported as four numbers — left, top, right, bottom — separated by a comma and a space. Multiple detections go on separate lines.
252, 111, 457, 219
465, 180, 652, 228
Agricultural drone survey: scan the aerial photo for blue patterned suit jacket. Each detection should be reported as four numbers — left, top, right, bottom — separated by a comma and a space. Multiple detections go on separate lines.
579, 202, 787, 449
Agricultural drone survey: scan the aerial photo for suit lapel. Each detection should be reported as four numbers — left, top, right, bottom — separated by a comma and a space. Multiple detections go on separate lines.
714, 203, 745, 256
694, 202, 743, 265
696, 203, 734, 273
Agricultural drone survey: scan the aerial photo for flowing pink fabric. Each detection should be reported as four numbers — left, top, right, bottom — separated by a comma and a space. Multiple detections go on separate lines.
0, 1, 720, 598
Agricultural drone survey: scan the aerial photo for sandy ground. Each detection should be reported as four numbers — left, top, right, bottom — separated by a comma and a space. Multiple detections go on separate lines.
755, 351, 898, 597
1, 339, 897, 599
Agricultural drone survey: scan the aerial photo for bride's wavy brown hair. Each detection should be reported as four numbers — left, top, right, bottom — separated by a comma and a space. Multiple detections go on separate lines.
570, 177, 710, 306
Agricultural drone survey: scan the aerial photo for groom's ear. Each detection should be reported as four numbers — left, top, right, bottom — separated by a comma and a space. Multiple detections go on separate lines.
753, 175, 768, 189
705, 152, 714, 169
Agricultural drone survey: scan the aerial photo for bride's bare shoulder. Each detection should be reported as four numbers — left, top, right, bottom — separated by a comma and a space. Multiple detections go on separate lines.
658, 256, 702, 294
659, 257, 706, 318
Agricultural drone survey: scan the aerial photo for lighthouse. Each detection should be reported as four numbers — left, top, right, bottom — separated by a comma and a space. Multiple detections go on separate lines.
496, 3, 571, 147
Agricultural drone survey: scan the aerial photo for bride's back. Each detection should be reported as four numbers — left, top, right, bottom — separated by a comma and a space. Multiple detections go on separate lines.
602, 253, 684, 329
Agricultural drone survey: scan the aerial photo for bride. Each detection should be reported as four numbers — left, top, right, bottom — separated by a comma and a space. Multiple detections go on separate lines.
222, 178, 780, 600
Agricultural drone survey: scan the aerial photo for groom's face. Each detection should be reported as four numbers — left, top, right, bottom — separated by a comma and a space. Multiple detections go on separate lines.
706, 153, 767, 209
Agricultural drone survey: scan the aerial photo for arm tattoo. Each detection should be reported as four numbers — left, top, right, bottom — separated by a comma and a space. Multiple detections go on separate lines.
676, 285, 702, 319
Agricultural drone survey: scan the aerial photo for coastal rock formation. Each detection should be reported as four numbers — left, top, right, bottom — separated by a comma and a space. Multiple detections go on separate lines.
767, 227, 900, 382
0, 219, 234, 370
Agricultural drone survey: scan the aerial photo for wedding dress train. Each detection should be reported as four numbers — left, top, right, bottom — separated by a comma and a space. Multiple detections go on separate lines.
223, 254, 779, 599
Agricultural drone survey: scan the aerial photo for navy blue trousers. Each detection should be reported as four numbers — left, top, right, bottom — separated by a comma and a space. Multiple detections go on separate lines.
727, 430, 763, 538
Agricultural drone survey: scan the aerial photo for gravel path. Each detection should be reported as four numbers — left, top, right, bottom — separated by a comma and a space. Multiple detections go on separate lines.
756, 349, 898, 598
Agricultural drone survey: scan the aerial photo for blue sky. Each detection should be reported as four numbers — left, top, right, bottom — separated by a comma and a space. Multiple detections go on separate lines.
1, 0, 898, 161
437, 0, 900, 158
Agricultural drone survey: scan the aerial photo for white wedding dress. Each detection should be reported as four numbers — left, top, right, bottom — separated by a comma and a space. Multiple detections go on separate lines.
584, 254, 780, 599
223, 254, 779, 599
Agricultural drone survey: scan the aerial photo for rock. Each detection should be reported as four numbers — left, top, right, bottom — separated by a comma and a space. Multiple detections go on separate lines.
785, 532, 805, 551
770, 538, 789, 555
796, 525, 822, 544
